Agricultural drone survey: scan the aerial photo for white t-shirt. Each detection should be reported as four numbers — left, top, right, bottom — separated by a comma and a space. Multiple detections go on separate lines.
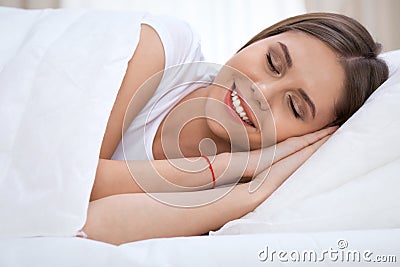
111, 14, 220, 161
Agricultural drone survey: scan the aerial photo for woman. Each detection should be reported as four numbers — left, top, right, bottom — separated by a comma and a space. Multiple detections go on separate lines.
81, 12, 388, 244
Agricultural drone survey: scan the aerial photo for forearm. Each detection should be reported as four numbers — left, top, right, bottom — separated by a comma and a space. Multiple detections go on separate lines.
91, 153, 242, 201
84, 183, 261, 245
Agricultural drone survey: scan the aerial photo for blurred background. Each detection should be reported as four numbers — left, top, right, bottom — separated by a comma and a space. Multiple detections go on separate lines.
1, 0, 399, 63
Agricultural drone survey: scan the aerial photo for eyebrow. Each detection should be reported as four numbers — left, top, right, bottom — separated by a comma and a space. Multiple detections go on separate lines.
278, 42, 292, 68
298, 88, 316, 118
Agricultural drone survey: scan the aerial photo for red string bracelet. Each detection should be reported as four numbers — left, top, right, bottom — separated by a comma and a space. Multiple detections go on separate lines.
201, 154, 216, 189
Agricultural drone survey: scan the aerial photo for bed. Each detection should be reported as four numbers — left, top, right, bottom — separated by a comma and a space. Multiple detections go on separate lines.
1, 7, 399, 266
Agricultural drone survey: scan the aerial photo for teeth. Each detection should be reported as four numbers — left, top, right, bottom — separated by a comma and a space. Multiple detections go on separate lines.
236, 106, 244, 113
233, 99, 241, 107
231, 88, 254, 126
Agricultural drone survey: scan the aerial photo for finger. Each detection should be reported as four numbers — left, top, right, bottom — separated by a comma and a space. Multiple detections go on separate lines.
298, 134, 331, 160
272, 126, 337, 164
277, 134, 331, 176
247, 126, 336, 179
249, 134, 331, 193
299, 126, 337, 146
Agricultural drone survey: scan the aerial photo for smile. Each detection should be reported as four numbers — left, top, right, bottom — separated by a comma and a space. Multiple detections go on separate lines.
229, 83, 256, 127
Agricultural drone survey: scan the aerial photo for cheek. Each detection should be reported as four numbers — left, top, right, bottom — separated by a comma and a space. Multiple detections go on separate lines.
271, 100, 338, 142
273, 117, 292, 142
272, 112, 307, 142
226, 53, 262, 81
275, 123, 307, 142
205, 116, 228, 137
275, 119, 329, 142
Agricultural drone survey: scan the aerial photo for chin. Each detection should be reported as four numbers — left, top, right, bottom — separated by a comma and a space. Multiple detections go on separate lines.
205, 119, 230, 142
206, 118, 258, 152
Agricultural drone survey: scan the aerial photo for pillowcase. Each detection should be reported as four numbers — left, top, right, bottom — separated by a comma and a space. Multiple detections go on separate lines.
212, 50, 400, 235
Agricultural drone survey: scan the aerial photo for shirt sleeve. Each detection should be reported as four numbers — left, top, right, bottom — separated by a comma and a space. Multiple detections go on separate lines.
141, 14, 204, 71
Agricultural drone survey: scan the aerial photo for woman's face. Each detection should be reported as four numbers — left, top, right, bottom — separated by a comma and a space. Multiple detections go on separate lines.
205, 30, 345, 150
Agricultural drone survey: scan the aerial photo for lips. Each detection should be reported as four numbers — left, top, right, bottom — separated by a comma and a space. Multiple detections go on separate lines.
225, 82, 256, 128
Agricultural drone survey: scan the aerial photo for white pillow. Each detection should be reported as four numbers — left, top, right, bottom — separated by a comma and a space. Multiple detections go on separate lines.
212, 50, 400, 235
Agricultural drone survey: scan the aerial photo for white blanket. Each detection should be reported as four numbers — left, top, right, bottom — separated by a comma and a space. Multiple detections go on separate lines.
0, 7, 145, 237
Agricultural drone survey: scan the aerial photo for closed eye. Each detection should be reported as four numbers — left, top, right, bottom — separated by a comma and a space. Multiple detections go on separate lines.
288, 95, 302, 120
266, 52, 280, 75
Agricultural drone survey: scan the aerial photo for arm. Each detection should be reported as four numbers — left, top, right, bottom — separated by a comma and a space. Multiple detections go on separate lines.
85, 184, 256, 245
83, 135, 331, 245
99, 24, 165, 159
91, 126, 337, 201
90, 155, 230, 201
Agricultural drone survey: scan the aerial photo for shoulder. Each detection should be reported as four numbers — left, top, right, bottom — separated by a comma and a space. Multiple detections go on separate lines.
99, 22, 164, 159
141, 14, 204, 68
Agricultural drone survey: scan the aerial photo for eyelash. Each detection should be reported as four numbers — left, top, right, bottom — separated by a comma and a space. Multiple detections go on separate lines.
266, 52, 280, 75
288, 95, 302, 119
267, 52, 301, 120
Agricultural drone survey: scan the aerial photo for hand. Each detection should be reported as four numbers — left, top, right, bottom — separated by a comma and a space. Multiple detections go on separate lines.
242, 126, 338, 179
248, 133, 333, 205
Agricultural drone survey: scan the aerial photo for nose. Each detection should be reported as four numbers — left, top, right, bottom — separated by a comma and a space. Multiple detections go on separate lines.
251, 82, 275, 111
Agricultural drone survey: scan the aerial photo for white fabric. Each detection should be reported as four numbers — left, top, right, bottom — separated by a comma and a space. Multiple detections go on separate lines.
0, 7, 145, 237
0, 7, 399, 267
111, 16, 219, 161
1, 228, 399, 266
212, 50, 400, 235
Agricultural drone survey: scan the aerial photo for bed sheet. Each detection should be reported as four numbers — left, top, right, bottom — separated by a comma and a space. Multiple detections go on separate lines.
1, 228, 399, 266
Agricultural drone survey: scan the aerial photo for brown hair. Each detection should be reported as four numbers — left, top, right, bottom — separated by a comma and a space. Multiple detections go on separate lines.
239, 12, 389, 126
